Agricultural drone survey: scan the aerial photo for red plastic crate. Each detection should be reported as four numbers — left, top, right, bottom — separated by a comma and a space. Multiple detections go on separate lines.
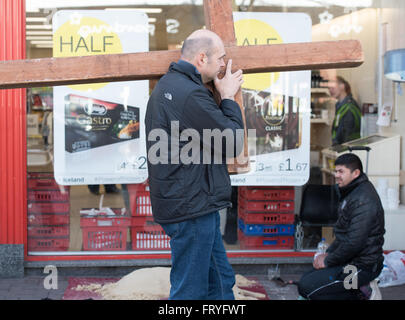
129, 192, 152, 217
239, 186, 295, 201
28, 190, 70, 202
131, 225, 170, 250
238, 208, 295, 225
82, 226, 129, 251
238, 219, 295, 236
131, 216, 155, 227
80, 209, 131, 251
238, 196, 295, 213
28, 213, 70, 226
128, 183, 153, 217
127, 183, 150, 194
28, 225, 70, 238
80, 209, 131, 228
28, 178, 61, 190
27, 202, 70, 214
28, 237, 70, 251
27, 172, 54, 179
238, 231, 294, 250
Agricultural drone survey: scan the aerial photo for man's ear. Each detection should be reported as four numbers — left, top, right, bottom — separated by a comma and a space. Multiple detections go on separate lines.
353, 168, 361, 179
196, 53, 206, 67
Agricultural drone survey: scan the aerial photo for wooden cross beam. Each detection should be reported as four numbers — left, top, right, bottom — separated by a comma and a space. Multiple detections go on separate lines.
0, 0, 364, 174
0, 41, 363, 89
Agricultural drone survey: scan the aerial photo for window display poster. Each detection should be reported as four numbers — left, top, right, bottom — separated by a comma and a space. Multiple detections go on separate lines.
53, 11, 149, 185
231, 12, 312, 186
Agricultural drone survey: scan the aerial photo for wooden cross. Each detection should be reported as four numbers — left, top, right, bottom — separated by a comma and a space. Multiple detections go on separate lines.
0, 0, 363, 174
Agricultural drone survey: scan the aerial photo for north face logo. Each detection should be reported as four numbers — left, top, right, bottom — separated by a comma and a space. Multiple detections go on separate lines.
164, 92, 172, 101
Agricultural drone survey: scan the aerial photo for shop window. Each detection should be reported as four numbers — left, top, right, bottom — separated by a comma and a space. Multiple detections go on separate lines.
25, 1, 389, 256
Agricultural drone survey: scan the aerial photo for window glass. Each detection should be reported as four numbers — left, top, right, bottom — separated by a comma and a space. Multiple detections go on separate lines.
25, 0, 394, 255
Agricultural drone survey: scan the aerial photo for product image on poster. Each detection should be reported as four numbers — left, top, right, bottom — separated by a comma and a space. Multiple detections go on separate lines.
64, 94, 140, 153
243, 89, 301, 156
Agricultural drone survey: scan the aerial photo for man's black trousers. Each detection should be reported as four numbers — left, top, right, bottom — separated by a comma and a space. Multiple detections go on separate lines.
298, 264, 381, 300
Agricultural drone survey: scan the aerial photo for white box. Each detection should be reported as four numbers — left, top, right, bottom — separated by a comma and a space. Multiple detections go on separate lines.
383, 205, 405, 251
368, 175, 400, 192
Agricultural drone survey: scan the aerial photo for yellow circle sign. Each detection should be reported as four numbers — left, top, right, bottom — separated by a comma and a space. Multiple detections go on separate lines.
234, 19, 283, 91
53, 17, 123, 91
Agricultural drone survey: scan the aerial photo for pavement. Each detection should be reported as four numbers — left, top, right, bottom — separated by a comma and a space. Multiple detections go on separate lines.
1, 272, 405, 300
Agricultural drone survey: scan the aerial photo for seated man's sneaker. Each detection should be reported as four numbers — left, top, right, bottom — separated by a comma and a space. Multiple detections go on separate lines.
369, 280, 382, 300
360, 280, 382, 300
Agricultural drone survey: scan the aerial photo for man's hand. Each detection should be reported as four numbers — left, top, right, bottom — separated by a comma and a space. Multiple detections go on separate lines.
214, 59, 243, 101
313, 253, 327, 269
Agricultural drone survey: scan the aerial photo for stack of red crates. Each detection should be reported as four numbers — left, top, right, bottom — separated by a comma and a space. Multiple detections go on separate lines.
238, 186, 295, 250
127, 183, 170, 251
27, 173, 70, 251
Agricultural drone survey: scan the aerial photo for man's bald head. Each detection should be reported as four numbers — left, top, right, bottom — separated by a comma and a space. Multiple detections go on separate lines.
181, 29, 223, 61
180, 29, 226, 83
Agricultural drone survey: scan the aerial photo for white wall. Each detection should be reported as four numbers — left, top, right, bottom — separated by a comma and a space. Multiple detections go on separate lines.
378, 1, 405, 203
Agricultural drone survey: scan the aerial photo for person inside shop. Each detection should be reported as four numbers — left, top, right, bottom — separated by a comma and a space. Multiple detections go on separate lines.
297, 153, 385, 300
145, 29, 244, 300
329, 76, 362, 146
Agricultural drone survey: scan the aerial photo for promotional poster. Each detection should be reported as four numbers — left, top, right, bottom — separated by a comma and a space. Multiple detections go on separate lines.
53, 11, 149, 185
231, 12, 312, 186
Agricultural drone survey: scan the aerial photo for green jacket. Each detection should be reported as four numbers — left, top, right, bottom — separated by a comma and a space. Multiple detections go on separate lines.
331, 95, 362, 145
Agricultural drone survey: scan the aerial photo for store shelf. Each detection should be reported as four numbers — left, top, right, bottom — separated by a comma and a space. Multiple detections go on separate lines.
31, 107, 52, 112
310, 118, 330, 125
27, 148, 53, 166
28, 134, 42, 139
311, 87, 330, 95
310, 84, 335, 168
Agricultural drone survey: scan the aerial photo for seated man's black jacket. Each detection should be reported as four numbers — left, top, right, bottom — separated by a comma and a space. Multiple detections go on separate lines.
325, 173, 385, 271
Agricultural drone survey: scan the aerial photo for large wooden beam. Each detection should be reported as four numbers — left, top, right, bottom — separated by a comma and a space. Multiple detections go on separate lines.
0, 40, 363, 89
204, 0, 236, 46
204, 0, 249, 173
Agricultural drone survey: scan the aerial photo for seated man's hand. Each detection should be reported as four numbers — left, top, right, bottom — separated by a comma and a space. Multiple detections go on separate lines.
313, 253, 328, 269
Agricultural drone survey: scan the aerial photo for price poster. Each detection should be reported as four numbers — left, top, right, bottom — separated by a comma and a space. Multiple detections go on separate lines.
231, 12, 312, 186
53, 10, 149, 185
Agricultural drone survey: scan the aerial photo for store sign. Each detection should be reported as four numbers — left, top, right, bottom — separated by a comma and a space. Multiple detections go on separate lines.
231, 12, 311, 186
53, 11, 149, 185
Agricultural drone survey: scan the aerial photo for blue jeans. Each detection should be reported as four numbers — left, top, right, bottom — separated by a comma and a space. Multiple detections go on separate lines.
160, 211, 235, 300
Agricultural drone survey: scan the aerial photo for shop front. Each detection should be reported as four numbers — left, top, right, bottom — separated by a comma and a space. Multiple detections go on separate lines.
1, 0, 405, 277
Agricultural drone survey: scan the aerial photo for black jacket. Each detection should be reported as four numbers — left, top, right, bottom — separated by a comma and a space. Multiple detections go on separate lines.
145, 60, 244, 224
325, 173, 385, 271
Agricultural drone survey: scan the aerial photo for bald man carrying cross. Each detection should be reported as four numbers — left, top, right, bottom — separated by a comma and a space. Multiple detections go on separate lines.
146, 29, 244, 300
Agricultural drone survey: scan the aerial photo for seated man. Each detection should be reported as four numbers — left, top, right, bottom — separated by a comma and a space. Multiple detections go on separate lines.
298, 153, 385, 300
